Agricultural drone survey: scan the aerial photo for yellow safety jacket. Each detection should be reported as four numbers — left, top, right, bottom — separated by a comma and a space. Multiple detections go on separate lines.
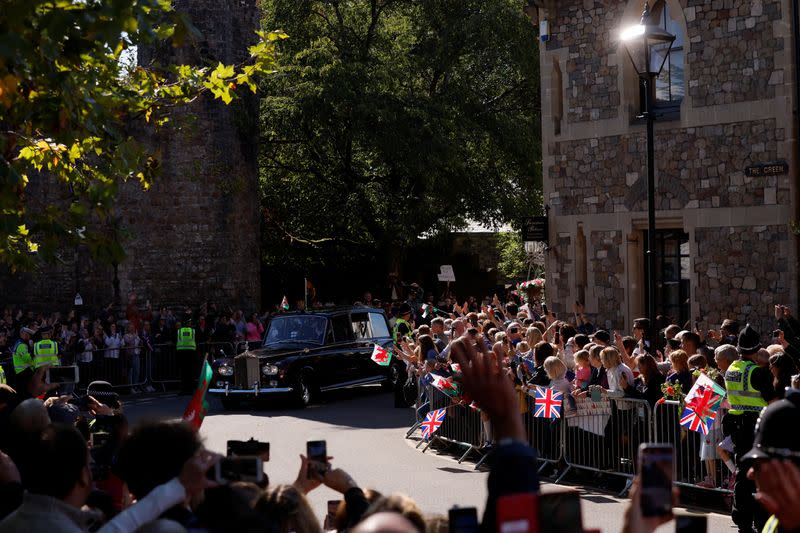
33, 339, 59, 368
725, 359, 768, 415
177, 327, 196, 351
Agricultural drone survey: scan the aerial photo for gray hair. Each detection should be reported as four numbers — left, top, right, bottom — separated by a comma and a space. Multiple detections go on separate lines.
714, 344, 738, 364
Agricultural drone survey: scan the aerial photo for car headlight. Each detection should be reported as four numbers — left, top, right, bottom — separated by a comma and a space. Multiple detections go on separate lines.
262, 364, 279, 376
218, 364, 233, 377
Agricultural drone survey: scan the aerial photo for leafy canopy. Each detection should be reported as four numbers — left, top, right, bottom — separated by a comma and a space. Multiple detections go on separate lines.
260, 0, 541, 277
0, 0, 286, 270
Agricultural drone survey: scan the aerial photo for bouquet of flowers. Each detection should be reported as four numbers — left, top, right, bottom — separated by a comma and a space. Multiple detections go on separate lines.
656, 381, 685, 406
517, 278, 545, 291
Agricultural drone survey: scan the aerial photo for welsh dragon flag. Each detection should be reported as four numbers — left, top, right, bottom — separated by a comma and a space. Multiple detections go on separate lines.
680, 374, 726, 435
431, 374, 462, 398
280, 296, 289, 311
183, 359, 213, 431
371, 344, 392, 366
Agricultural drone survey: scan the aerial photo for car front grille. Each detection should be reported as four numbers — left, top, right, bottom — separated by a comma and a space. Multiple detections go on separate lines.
234, 354, 260, 388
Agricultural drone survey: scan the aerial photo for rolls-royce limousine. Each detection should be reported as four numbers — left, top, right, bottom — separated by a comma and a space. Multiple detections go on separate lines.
208, 307, 399, 409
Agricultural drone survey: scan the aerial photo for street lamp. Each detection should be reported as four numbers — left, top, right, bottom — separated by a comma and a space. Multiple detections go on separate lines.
620, 2, 675, 329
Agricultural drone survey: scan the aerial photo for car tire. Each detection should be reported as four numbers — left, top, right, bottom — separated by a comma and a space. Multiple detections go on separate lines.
294, 372, 315, 408
220, 396, 241, 410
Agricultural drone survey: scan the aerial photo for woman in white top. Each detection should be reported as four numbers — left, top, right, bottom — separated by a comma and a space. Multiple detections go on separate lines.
104, 323, 123, 359
600, 346, 635, 397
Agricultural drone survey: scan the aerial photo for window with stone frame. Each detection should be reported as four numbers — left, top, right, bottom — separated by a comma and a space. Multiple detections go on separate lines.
638, 0, 685, 114
644, 229, 690, 327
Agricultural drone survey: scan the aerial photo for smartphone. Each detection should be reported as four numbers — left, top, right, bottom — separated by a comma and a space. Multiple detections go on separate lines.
46, 365, 79, 385
590, 388, 602, 402
537, 491, 582, 533
307, 440, 328, 479
639, 443, 674, 517
541, 304, 548, 315
227, 439, 270, 461
90, 431, 111, 449
497, 493, 538, 533
675, 514, 707, 533
773, 329, 782, 339
325, 500, 341, 530
207, 457, 264, 484
449, 506, 479, 533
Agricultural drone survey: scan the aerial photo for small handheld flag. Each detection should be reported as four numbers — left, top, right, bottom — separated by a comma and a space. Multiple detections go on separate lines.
183, 359, 213, 430
280, 296, 289, 311
680, 374, 726, 435
533, 386, 563, 419
371, 344, 392, 366
450, 363, 461, 373
421, 408, 446, 439
431, 374, 462, 398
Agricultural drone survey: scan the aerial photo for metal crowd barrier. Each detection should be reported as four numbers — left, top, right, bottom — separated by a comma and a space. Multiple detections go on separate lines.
420, 385, 487, 467
653, 400, 733, 493
74, 346, 148, 390
149, 343, 180, 385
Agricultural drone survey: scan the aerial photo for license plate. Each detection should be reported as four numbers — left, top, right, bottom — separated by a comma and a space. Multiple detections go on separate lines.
269, 380, 278, 387
216, 381, 227, 387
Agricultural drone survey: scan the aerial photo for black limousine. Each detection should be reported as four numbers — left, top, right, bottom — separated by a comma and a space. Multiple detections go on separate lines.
208, 307, 398, 408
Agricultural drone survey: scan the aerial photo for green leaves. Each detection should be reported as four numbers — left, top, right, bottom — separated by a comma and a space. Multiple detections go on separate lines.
0, 0, 287, 271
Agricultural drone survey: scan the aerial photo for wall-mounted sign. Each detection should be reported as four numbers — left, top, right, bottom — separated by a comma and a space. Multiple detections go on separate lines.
521, 216, 549, 244
745, 161, 788, 177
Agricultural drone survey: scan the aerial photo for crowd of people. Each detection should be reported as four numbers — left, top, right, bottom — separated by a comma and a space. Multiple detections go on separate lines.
2, 278, 800, 533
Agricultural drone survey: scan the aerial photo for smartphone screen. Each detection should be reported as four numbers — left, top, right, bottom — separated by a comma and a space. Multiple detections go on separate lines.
639, 444, 674, 517
227, 439, 270, 461
208, 457, 264, 484
497, 493, 538, 533
537, 491, 582, 533
307, 440, 328, 479
449, 507, 479, 533
46, 365, 79, 384
325, 500, 341, 530
675, 514, 707, 533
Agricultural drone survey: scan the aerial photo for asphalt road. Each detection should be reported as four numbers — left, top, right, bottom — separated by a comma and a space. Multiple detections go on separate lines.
124, 386, 736, 532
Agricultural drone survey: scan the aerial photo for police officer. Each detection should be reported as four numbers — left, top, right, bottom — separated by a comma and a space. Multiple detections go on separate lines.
176, 318, 198, 395
392, 303, 414, 408
724, 324, 775, 533
740, 388, 800, 533
12, 327, 35, 381
33, 325, 60, 369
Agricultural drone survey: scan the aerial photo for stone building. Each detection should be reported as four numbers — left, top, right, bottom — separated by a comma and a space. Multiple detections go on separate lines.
0, 0, 261, 312
535, 0, 799, 336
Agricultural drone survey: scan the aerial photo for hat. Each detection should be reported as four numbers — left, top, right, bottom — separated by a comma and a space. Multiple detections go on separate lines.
20, 327, 35, 336
737, 324, 761, 355
398, 303, 412, 316
39, 325, 53, 334
742, 392, 800, 463
593, 330, 611, 344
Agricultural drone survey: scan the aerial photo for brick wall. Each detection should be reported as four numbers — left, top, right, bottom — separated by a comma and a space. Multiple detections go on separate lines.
590, 230, 625, 331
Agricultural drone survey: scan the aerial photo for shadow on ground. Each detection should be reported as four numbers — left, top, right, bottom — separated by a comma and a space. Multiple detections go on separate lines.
123, 384, 414, 430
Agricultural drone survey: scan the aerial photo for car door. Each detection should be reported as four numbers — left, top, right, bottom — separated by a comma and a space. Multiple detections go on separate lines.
327, 314, 359, 386
350, 312, 379, 379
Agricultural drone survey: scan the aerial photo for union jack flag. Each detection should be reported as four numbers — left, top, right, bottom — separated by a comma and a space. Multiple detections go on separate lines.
533, 386, 563, 419
421, 408, 447, 439
680, 375, 725, 435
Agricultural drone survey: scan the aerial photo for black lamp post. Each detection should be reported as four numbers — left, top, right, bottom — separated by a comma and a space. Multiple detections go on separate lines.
620, 2, 675, 328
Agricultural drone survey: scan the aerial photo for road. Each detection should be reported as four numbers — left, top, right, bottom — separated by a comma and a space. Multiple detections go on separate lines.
124, 386, 736, 532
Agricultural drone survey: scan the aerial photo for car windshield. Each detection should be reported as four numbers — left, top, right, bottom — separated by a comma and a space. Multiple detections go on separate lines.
263, 316, 327, 345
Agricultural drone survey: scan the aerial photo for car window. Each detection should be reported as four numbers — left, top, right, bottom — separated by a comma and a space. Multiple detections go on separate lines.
351, 313, 372, 340
264, 316, 327, 345
331, 315, 352, 343
368, 312, 391, 339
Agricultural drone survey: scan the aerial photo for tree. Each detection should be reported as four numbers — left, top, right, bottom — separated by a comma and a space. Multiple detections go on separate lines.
0, 0, 286, 270
259, 0, 541, 287
497, 231, 545, 283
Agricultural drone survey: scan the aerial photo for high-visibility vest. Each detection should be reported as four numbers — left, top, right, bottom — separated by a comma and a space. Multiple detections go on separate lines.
12, 340, 33, 374
761, 515, 779, 533
0, 365, 5, 385
393, 318, 410, 343
33, 339, 59, 368
176, 327, 196, 350
725, 359, 768, 415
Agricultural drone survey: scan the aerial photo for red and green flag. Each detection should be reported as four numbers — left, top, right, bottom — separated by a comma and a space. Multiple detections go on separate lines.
431, 374, 462, 398
280, 296, 289, 311
183, 359, 213, 431
371, 344, 392, 366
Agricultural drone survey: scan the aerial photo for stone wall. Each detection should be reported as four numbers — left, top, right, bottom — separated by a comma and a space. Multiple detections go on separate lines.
590, 230, 625, 331
694, 225, 790, 335
0, 0, 261, 313
547, 118, 787, 216
546, 0, 624, 123
549, 233, 572, 315
685, 0, 784, 107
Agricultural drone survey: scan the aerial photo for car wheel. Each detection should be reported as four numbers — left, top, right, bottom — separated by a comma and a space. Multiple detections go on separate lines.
294, 373, 315, 407
221, 396, 241, 410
